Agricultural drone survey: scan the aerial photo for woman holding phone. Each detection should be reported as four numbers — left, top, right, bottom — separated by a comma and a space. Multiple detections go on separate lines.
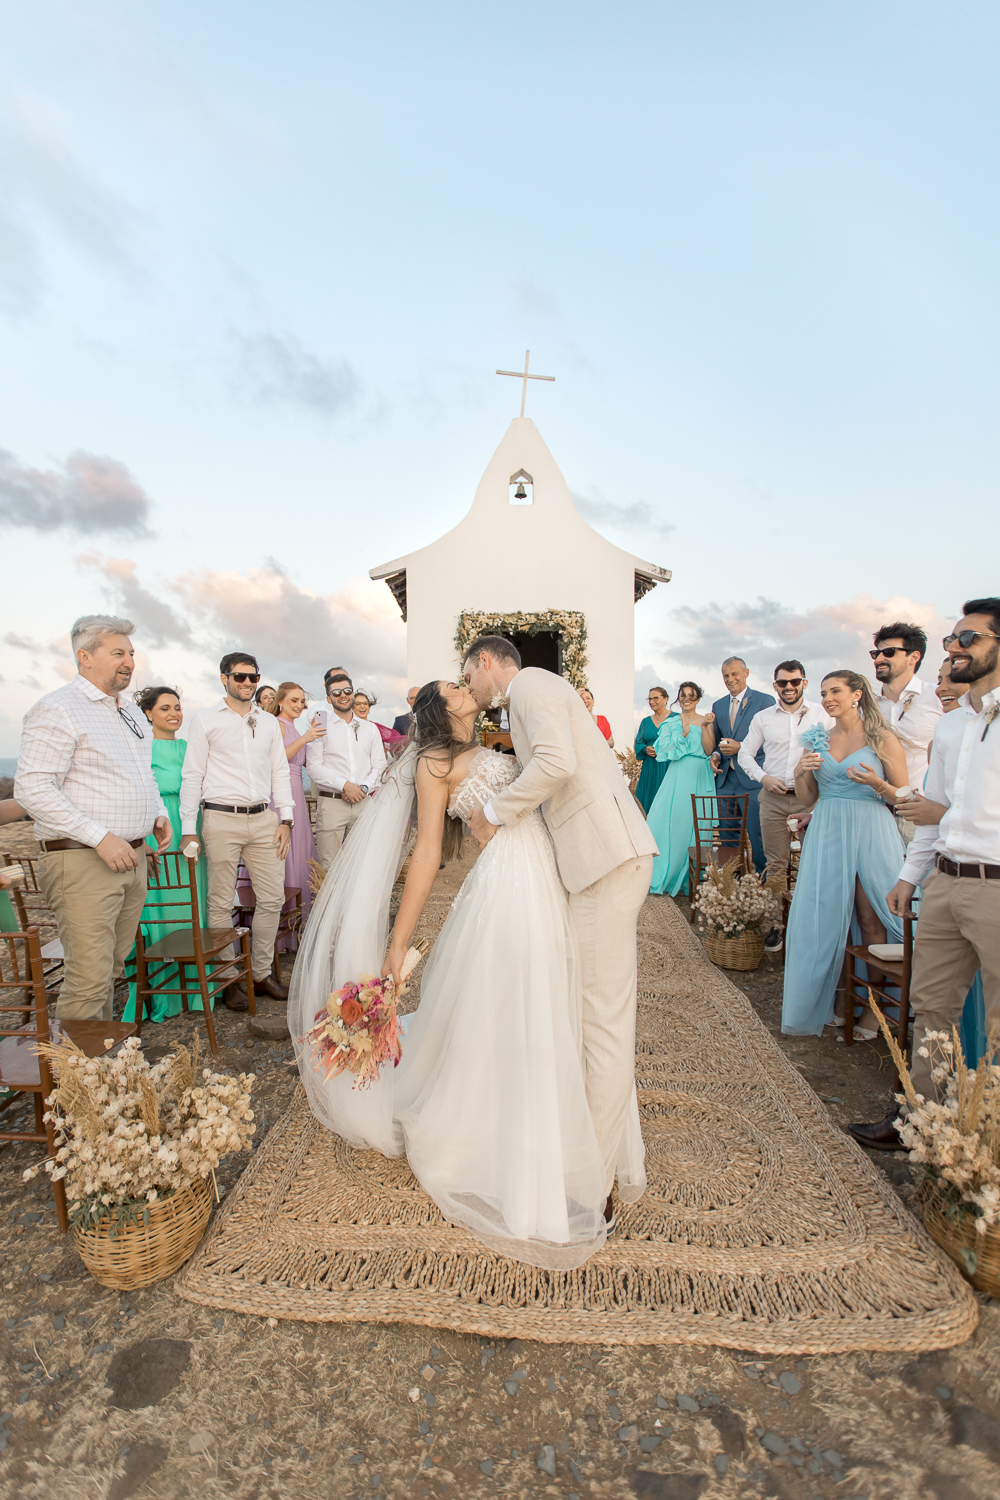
269, 682, 323, 943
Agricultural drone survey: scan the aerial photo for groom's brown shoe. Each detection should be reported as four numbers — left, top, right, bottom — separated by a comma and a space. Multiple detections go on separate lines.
847, 1112, 904, 1152
604, 1194, 617, 1234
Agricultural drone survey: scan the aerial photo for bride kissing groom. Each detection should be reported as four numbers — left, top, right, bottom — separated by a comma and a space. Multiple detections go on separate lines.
288, 634, 657, 1269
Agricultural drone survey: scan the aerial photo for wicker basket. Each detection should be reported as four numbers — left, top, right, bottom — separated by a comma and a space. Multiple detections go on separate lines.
702, 929, 765, 971
922, 1185, 1000, 1299
73, 1178, 213, 1291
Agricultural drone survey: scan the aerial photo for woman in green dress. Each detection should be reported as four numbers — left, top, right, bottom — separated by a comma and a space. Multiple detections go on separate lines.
123, 687, 210, 1022
634, 686, 671, 814
647, 682, 718, 896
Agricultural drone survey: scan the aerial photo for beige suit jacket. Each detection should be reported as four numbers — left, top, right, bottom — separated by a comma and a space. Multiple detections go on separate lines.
489, 668, 658, 894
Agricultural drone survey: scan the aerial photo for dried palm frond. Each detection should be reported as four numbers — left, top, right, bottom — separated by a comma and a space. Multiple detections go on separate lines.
307, 858, 327, 898
615, 748, 643, 791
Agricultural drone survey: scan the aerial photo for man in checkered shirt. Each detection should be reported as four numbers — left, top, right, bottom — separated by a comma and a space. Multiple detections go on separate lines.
15, 615, 171, 1021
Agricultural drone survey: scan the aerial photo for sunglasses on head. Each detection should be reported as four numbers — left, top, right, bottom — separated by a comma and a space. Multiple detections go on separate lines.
869, 647, 908, 660
775, 677, 804, 688
228, 672, 260, 684
943, 630, 1000, 650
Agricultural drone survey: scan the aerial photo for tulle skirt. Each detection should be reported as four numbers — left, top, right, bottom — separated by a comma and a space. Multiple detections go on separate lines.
296, 809, 638, 1268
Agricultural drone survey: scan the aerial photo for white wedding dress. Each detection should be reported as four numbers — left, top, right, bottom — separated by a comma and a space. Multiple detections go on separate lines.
288, 747, 645, 1270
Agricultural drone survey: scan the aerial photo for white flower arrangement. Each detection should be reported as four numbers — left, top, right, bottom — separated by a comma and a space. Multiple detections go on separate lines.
24, 1035, 255, 1236
455, 609, 589, 688
693, 860, 779, 938
874, 1003, 1000, 1260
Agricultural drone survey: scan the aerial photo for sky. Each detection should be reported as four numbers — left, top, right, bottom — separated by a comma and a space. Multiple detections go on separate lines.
1, 0, 998, 755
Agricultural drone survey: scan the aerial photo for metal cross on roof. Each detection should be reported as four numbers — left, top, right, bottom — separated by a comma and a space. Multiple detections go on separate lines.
496, 349, 555, 418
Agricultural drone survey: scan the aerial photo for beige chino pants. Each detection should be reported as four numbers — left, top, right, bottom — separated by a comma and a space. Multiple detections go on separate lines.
909, 868, 1000, 1101
314, 796, 363, 870
40, 848, 148, 1021
568, 854, 654, 1196
757, 787, 811, 886
200, 809, 286, 982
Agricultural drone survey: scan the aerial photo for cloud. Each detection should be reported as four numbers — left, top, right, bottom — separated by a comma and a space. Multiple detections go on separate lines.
0, 448, 153, 536
3, 629, 74, 681
0, 83, 134, 318
661, 593, 951, 685
232, 332, 362, 417
76, 553, 192, 647
573, 487, 674, 537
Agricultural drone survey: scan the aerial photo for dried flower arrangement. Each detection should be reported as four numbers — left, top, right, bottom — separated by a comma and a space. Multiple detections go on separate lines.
23, 1036, 255, 1237
454, 609, 589, 688
693, 859, 779, 938
615, 748, 643, 792
874, 1001, 1000, 1269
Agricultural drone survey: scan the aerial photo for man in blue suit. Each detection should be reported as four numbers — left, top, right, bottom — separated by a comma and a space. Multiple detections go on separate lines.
710, 657, 775, 873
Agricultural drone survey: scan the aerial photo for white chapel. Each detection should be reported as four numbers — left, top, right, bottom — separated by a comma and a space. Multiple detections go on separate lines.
370, 400, 670, 746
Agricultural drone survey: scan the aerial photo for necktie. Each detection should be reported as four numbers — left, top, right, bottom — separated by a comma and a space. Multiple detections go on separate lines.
730, 697, 739, 733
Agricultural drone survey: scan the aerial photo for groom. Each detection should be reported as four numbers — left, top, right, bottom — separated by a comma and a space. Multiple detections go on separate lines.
464, 636, 657, 1222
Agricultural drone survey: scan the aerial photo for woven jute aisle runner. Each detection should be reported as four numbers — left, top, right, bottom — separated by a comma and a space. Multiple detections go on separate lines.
175, 893, 978, 1353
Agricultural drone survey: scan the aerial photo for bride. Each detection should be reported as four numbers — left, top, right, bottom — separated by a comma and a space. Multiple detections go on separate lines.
288, 678, 644, 1269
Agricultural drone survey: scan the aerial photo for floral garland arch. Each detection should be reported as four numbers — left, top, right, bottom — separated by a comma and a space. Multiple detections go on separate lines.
454, 610, 588, 688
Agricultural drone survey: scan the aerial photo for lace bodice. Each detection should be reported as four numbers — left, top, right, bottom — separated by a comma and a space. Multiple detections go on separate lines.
448, 749, 520, 822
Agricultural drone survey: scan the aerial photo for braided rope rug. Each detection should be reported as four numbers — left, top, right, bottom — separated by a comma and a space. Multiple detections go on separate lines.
175, 894, 977, 1353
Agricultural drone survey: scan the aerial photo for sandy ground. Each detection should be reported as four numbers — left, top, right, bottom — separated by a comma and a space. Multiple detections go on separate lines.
2, 821, 1000, 1500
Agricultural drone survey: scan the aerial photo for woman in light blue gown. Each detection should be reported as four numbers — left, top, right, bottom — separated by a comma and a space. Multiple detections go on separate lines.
648, 682, 717, 896
782, 670, 909, 1037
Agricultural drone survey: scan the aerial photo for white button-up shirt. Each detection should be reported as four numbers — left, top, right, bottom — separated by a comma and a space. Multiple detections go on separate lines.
901, 689, 1000, 885
179, 699, 294, 834
877, 676, 942, 791
305, 710, 386, 795
15, 675, 167, 846
737, 700, 834, 788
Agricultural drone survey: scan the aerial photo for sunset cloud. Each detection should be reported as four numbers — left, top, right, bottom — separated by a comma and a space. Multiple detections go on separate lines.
0, 448, 153, 536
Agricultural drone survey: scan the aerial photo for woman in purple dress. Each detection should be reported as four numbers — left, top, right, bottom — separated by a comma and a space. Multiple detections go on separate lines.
269, 682, 323, 948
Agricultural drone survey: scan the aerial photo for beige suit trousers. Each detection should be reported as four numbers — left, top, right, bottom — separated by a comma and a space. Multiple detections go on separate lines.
201, 809, 286, 982
568, 853, 653, 1195
40, 848, 148, 1021
314, 796, 363, 870
909, 868, 1000, 1100
757, 787, 810, 885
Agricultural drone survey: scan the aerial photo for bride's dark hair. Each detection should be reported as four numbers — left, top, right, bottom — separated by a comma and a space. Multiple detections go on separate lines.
410, 680, 476, 862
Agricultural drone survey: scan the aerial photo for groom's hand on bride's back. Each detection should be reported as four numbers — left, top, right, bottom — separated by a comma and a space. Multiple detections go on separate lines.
467, 803, 498, 848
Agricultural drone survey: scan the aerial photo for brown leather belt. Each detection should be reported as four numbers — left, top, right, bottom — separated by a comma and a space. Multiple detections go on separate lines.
318, 789, 345, 800
40, 836, 146, 853
203, 801, 267, 815
936, 854, 1000, 880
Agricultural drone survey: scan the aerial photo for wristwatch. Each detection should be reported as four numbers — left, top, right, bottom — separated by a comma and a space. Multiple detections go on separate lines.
360, 784, 370, 796
280, 818, 293, 826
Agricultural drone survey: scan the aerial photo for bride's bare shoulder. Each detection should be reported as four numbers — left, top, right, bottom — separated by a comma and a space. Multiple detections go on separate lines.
414, 745, 482, 791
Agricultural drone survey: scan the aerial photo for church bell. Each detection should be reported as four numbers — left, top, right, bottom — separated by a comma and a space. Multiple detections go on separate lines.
513, 482, 528, 500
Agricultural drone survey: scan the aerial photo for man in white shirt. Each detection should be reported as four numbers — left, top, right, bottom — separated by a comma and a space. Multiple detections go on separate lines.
15, 615, 171, 1021
180, 651, 294, 1005
849, 599, 1000, 1149
737, 660, 833, 949
871, 621, 942, 838
306, 669, 386, 869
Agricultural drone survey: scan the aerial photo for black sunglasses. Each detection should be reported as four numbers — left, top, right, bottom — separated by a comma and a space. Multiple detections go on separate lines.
869, 647, 908, 660
228, 672, 260, 684
329, 687, 354, 697
775, 677, 804, 688
943, 630, 1000, 650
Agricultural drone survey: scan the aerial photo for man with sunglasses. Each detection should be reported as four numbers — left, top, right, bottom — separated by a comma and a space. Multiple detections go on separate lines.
736, 659, 833, 950
180, 652, 294, 1005
306, 669, 386, 869
15, 615, 171, 1021
871, 623, 941, 831
850, 600, 1000, 1150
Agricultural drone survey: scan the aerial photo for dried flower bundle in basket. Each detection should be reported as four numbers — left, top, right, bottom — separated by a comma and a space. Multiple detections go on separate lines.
303, 939, 429, 1090
872, 997, 1000, 1294
693, 859, 779, 939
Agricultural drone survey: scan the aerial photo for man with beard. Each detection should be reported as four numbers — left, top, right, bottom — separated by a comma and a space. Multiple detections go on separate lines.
871, 621, 941, 838
737, 659, 833, 951
849, 599, 1000, 1148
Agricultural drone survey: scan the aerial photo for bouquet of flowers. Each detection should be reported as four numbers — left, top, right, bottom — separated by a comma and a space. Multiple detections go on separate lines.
303, 939, 429, 1090
693, 859, 779, 938
24, 1035, 255, 1236
615, 747, 643, 792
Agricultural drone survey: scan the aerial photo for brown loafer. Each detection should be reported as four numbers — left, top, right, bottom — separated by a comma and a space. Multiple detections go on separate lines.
847, 1112, 904, 1152
604, 1193, 617, 1234
223, 984, 249, 1012
258, 974, 289, 1002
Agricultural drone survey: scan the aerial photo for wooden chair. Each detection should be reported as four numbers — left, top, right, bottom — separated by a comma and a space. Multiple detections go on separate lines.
1, 928, 139, 1233
232, 884, 303, 974
843, 904, 916, 1075
1, 853, 64, 991
687, 793, 751, 920
134, 853, 254, 1054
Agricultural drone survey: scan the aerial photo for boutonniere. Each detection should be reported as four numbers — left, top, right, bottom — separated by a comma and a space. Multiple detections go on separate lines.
490, 692, 510, 712
246, 712, 258, 738
982, 702, 1000, 742
898, 691, 917, 718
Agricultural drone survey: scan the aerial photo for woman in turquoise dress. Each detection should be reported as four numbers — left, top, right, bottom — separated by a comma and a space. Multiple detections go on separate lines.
782, 671, 909, 1037
634, 686, 671, 814
123, 687, 210, 1023
647, 682, 717, 896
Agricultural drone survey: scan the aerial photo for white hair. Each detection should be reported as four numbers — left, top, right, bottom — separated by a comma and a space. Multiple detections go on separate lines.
71, 615, 136, 657
722, 656, 748, 670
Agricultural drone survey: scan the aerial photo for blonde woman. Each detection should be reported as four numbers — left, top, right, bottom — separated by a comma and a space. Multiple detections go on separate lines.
268, 683, 322, 943
781, 670, 908, 1038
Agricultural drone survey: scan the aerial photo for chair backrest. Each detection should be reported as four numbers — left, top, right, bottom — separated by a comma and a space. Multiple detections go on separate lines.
1, 853, 55, 935
141, 852, 203, 949
691, 794, 749, 859
0, 927, 49, 1043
